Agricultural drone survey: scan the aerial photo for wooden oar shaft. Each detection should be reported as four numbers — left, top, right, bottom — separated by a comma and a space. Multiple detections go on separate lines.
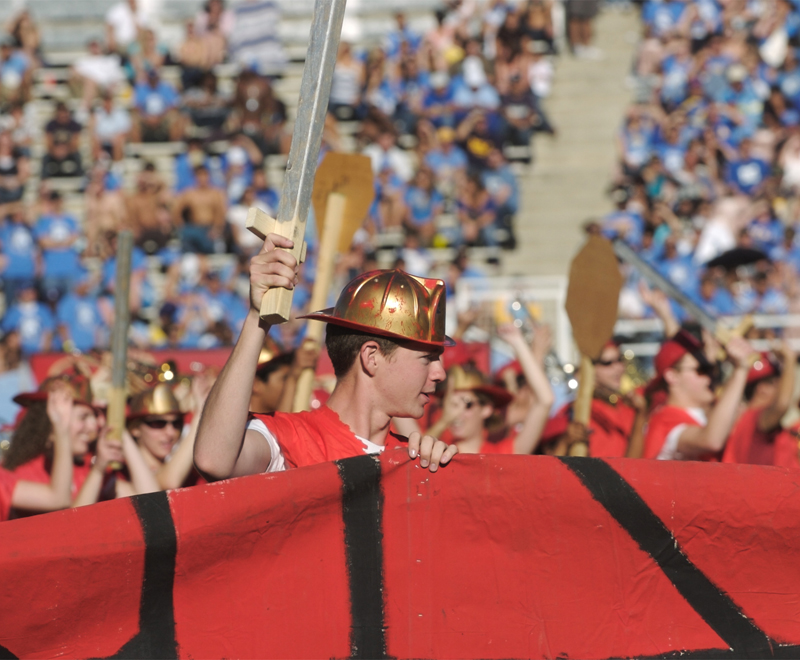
293, 193, 347, 412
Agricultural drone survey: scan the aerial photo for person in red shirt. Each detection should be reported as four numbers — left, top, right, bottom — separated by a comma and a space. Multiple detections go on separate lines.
722, 345, 797, 466
194, 233, 458, 480
4, 373, 99, 516
0, 384, 76, 521
644, 330, 755, 461
537, 340, 646, 458
432, 323, 554, 455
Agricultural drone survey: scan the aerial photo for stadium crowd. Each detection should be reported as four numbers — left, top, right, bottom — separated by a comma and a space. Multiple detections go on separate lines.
2, 0, 800, 525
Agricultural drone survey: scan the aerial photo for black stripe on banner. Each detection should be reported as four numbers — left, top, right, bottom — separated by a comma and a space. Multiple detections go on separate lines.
559, 457, 774, 658
335, 455, 388, 660
0, 645, 17, 659
107, 491, 178, 659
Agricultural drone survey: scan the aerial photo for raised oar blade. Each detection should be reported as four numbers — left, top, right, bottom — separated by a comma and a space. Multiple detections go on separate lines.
254, 0, 348, 325
107, 230, 133, 445
612, 238, 719, 336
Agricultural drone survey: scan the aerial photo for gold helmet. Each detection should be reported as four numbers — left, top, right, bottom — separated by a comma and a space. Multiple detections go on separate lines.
447, 363, 513, 408
300, 269, 454, 348
127, 383, 182, 420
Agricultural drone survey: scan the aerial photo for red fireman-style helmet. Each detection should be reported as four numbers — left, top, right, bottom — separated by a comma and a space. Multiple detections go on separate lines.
300, 269, 454, 349
13, 373, 95, 409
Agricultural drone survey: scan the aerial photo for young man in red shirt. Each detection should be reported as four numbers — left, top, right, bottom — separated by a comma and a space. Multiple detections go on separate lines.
722, 345, 797, 466
644, 330, 755, 461
194, 233, 458, 480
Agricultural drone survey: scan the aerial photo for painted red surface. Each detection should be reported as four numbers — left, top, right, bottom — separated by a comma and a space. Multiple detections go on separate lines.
0, 454, 799, 658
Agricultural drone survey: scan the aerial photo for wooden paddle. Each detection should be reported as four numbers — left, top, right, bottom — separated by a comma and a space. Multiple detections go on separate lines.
564, 236, 623, 456
292, 153, 374, 412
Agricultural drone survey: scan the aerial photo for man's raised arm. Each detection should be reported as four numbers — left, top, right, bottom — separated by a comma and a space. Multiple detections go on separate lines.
194, 234, 298, 481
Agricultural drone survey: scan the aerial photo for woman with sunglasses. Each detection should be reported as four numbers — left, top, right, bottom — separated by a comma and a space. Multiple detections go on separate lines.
127, 378, 211, 490
433, 323, 553, 455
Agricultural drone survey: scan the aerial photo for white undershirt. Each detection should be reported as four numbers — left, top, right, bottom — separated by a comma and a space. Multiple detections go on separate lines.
656, 408, 707, 461
246, 417, 385, 473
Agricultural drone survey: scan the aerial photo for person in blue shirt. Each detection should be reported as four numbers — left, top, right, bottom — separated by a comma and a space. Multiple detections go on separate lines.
402, 166, 444, 245
769, 226, 800, 274
394, 56, 429, 136
481, 148, 520, 249
654, 122, 688, 176
691, 271, 740, 317
424, 126, 468, 200
132, 69, 184, 142
0, 207, 38, 303
173, 138, 211, 192
102, 231, 149, 314
655, 236, 698, 295
422, 71, 456, 129
383, 12, 422, 63
600, 195, 645, 250
737, 271, 789, 314
747, 207, 783, 255
1, 284, 56, 354
725, 138, 771, 196
642, 0, 688, 38
34, 191, 83, 303
56, 275, 108, 353
660, 39, 693, 111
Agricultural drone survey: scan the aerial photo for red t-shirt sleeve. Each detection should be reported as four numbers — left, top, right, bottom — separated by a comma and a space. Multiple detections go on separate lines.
0, 468, 19, 522
644, 407, 701, 460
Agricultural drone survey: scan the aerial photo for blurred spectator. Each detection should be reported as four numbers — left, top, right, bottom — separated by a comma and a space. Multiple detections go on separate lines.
456, 109, 504, 173
178, 20, 224, 90
0, 101, 37, 156
1, 284, 55, 354
0, 34, 32, 105
183, 72, 229, 136
567, 0, 602, 59
329, 42, 364, 122
0, 330, 33, 427
455, 174, 498, 246
481, 148, 519, 249
56, 275, 107, 354
106, 0, 146, 55
131, 69, 183, 143
126, 162, 172, 252
364, 130, 414, 182
34, 191, 82, 302
0, 131, 28, 205
195, 0, 235, 41
422, 71, 457, 129
71, 40, 125, 110
402, 166, 443, 245
128, 27, 170, 84
0, 206, 37, 303
84, 167, 128, 258
229, 70, 289, 155
173, 165, 227, 254
90, 92, 131, 162
229, 0, 288, 77
424, 126, 468, 199
6, 10, 41, 66
41, 102, 83, 179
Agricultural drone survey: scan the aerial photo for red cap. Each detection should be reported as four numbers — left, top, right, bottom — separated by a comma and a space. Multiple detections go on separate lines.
747, 352, 779, 384
645, 330, 705, 395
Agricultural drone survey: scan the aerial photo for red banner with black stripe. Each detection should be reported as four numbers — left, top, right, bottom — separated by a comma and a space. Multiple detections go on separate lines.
1, 452, 799, 658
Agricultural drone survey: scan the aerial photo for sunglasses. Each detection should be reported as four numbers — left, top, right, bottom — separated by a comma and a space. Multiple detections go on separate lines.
143, 418, 183, 430
593, 357, 623, 366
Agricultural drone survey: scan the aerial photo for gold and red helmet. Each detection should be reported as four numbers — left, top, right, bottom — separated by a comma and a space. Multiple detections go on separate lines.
447, 362, 513, 409
127, 383, 182, 420
300, 269, 454, 349
13, 373, 95, 408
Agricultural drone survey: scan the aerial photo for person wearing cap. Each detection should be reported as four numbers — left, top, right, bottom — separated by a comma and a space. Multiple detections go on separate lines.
3, 374, 98, 515
721, 344, 797, 466
0, 385, 75, 521
194, 234, 458, 480
643, 330, 755, 461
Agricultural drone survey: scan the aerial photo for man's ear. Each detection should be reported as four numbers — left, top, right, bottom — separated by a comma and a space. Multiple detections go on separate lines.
663, 368, 678, 388
359, 341, 381, 377
480, 405, 494, 421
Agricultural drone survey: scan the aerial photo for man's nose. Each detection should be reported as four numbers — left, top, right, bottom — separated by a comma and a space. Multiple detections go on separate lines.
430, 360, 446, 383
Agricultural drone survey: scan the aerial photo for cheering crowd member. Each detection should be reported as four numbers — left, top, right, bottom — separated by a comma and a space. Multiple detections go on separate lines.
643, 330, 755, 461
0, 384, 74, 521
722, 345, 798, 467
194, 234, 458, 480
540, 339, 647, 458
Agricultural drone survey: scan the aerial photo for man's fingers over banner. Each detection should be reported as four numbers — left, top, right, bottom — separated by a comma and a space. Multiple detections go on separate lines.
408, 432, 457, 472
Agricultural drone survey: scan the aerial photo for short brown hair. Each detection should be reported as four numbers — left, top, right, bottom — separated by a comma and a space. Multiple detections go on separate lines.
325, 324, 400, 378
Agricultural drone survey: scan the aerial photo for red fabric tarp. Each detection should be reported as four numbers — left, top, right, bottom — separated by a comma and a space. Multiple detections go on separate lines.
0, 453, 798, 659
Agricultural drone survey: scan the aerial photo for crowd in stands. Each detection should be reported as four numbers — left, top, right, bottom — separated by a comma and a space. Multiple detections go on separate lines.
602, 0, 800, 325
0, 0, 562, 366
